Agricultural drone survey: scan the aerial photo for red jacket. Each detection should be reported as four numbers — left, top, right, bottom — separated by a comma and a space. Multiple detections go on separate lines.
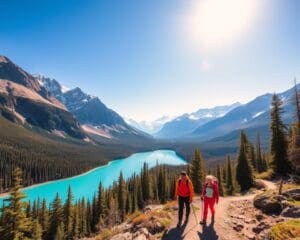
201, 181, 219, 202
175, 177, 194, 202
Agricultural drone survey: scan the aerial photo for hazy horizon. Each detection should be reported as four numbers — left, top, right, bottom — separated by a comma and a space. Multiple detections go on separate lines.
1, 0, 299, 122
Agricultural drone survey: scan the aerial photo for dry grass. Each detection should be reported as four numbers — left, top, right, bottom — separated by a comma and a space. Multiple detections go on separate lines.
95, 229, 115, 240
163, 200, 177, 210
282, 183, 300, 191
96, 206, 173, 239
131, 213, 150, 225
287, 200, 300, 207
269, 220, 300, 240
256, 169, 274, 180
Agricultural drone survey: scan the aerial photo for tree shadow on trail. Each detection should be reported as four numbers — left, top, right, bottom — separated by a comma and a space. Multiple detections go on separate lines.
198, 222, 219, 240
162, 222, 188, 240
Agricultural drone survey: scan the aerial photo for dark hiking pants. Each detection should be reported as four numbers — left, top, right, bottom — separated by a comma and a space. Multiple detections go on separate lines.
178, 196, 190, 223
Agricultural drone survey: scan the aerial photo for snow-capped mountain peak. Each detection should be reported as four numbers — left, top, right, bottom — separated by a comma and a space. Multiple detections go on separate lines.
154, 102, 241, 138
126, 115, 174, 134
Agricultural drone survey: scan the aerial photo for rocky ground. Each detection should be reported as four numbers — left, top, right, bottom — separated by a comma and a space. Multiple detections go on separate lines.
226, 199, 287, 240
218, 183, 300, 240
163, 180, 300, 240
82, 180, 300, 240
82, 204, 173, 240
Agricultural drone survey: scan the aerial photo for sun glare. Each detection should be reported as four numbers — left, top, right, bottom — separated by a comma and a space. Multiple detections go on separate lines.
186, 0, 263, 51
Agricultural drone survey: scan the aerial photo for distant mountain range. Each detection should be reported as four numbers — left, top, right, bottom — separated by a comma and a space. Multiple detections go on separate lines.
192, 86, 295, 142
149, 84, 297, 148
126, 116, 174, 134
0, 56, 149, 142
0, 54, 297, 157
154, 103, 241, 139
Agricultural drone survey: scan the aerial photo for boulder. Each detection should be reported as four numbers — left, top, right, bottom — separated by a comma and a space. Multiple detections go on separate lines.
253, 192, 282, 214
282, 188, 300, 201
254, 179, 267, 190
281, 205, 300, 218
255, 214, 264, 221
252, 222, 270, 234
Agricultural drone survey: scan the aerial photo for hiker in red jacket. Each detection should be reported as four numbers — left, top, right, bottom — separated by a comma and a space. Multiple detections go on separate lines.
200, 175, 219, 225
175, 171, 194, 227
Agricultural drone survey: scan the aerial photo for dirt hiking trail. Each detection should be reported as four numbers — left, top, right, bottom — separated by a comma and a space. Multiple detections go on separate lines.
163, 180, 276, 240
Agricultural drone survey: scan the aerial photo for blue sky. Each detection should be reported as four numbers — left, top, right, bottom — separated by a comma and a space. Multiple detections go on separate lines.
1, 0, 299, 121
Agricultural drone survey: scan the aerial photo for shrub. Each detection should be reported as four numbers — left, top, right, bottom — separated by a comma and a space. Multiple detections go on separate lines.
269, 220, 300, 240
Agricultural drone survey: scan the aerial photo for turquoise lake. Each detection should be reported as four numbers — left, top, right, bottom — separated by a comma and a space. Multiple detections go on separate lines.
0, 150, 186, 205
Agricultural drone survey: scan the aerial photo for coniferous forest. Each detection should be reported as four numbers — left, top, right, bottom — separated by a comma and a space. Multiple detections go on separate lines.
0, 85, 299, 239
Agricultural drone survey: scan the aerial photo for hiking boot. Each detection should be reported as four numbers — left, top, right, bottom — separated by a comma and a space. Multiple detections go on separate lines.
211, 215, 215, 222
177, 222, 181, 228
200, 220, 206, 225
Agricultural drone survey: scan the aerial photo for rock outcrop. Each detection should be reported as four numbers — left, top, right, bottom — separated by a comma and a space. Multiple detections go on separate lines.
253, 191, 282, 214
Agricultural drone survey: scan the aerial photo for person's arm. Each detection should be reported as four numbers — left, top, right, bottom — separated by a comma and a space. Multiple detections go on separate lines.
189, 180, 194, 202
201, 184, 206, 200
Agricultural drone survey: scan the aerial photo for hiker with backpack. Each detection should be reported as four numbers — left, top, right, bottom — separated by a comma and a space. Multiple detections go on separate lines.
200, 175, 219, 225
175, 171, 194, 227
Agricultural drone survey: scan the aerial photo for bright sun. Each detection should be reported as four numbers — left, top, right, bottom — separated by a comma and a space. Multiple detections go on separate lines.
187, 0, 263, 51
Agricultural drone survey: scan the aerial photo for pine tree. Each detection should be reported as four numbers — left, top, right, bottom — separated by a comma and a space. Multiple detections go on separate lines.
262, 153, 268, 171
97, 182, 105, 223
216, 165, 225, 196
39, 198, 49, 238
137, 179, 144, 209
248, 143, 257, 171
54, 222, 65, 240
222, 165, 227, 183
141, 163, 152, 202
190, 148, 205, 193
169, 176, 176, 200
270, 94, 291, 175
91, 194, 97, 231
157, 166, 167, 203
86, 200, 92, 235
131, 175, 138, 213
294, 79, 300, 123
64, 185, 74, 240
72, 205, 79, 239
289, 81, 300, 173
125, 193, 131, 214
79, 198, 87, 237
256, 133, 265, 173
236, 131, 254, 191
48, 193, 64, 240
32, 219, 42, 240
117, 172, 126, 221
226, 156, 234, 195
0, 168, 32, 240
25, 200, 31, 219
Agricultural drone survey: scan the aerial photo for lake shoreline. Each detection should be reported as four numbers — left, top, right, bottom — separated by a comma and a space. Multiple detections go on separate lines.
0, 149, 187, 199
0, 161, 115, 198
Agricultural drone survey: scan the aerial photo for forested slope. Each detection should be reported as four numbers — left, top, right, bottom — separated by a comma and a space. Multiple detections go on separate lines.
0, 116, 144, 192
